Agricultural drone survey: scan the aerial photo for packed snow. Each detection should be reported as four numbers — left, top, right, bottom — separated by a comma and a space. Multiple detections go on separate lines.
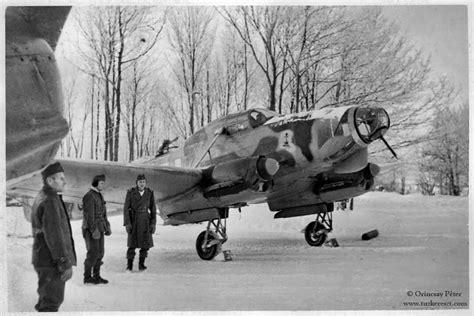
5, 192, 469, 312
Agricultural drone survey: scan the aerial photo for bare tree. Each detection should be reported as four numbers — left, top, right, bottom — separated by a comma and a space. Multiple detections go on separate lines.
61, 77, 78, 157
420, 100, 468, 195
219, 6, 287, 112
276, 7, 345, 113
123, 57, 156, 161
112, 6, 165, 160
215, 24, 257, 115
75, 7, 117, 160
168, 7, 215, 135
155, 82, 189, 140
89, 74, 95, 159
60, 76, 90, 158
74, 6, 164, 161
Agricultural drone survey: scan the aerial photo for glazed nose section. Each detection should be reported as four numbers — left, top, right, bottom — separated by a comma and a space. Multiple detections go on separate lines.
353, 107, 390, 144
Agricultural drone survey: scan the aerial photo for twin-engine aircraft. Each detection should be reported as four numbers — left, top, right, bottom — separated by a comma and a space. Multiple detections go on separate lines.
5, 6, 394, 261
8, 104, 392, 260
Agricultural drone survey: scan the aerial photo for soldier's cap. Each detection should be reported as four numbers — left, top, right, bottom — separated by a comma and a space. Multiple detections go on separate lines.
136, 174, 146, 181
92, 174, 106, 186
41, 162, 64, 180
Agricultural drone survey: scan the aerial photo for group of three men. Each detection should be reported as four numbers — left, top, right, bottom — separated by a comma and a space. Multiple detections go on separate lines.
30, 162, 157, 312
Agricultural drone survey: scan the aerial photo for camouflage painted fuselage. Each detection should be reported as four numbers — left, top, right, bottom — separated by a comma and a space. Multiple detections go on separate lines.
141, 106, 389, 223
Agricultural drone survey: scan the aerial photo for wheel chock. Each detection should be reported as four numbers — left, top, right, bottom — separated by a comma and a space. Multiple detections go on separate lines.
323, 238, 339, 247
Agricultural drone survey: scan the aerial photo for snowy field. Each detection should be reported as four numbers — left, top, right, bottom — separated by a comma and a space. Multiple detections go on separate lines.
5, 192, 469, 312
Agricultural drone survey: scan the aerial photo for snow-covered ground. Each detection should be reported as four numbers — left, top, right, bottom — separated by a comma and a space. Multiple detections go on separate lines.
5, 192, 469, 312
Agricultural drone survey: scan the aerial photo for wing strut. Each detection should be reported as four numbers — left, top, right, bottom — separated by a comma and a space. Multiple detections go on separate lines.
192, 127, 227, 168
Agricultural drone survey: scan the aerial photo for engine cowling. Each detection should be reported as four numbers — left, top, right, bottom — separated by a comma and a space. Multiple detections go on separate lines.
203, 156, 279, 198
313, 163, 380, 202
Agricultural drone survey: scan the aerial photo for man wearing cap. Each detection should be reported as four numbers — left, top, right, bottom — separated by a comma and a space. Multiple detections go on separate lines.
123, 174, 157, 271
31, 162, 76, 312
82, 174, 111, 284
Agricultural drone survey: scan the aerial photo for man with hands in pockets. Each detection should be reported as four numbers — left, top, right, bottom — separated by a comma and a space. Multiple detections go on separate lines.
123, 174, 157, 272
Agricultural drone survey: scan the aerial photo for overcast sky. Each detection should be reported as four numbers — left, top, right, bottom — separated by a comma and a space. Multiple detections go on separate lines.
382, 5, 468, 99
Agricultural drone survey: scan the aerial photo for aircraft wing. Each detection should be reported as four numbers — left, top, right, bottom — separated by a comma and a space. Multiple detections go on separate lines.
6, 158, 203, 209
7, 155, 281, 226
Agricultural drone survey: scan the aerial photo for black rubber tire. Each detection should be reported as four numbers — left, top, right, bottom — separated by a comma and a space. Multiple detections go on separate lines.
304, 221, 327, 246
196, 231, 219, 260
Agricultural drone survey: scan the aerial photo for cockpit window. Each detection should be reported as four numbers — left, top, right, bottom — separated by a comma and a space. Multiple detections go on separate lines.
354, 107, 390, 143
249, 110, 272, 128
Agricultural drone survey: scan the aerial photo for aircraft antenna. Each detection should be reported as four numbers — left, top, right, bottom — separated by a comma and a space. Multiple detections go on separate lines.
380, 136, 398, 160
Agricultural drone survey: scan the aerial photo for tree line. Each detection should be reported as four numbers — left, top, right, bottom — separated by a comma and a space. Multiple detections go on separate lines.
58, 6, 468, 195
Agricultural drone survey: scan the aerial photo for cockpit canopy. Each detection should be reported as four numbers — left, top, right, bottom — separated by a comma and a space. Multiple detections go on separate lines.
248, 109, 276, 128
224, 108, 277, 134
354, 107, 390, 143
185, 108, 278, 153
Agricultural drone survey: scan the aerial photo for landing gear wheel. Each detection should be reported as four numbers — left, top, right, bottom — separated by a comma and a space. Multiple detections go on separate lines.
196, 231, 220, 260
305, 221, 327, 246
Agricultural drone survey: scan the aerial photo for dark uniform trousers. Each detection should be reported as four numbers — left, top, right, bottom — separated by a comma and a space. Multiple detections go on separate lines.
34, 267, 65, 312
83, 229, 104, 278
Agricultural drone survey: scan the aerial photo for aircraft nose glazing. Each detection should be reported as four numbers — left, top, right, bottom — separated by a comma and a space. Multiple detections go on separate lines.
350, 107, 390, 146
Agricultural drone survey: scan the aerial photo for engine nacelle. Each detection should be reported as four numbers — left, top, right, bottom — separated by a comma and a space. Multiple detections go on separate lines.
313, 163, 380, 202
203, 156, 279, 198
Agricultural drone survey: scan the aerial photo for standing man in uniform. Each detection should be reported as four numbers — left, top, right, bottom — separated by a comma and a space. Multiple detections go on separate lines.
123, 174, 157, 271
82, 174, 111, 284
31, 162, 76, 312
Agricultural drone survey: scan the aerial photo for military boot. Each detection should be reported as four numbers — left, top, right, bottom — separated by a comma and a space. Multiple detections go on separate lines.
138, 258, 147, 271
84, 276, 99, 284
93, 264, 109, 284
94, 275, 109, 284
126, 259, 133, 271
84, 263, 99, 284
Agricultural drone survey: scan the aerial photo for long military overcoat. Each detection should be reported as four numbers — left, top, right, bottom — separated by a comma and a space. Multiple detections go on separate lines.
31, 185, 77, 271
123, 187, 157, 248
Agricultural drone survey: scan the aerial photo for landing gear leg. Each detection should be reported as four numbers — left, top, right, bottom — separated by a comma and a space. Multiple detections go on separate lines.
304, 210, 333, 247
196, 210, 229, 260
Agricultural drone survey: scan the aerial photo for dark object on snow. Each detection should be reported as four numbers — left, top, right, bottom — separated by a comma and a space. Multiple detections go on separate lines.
223, 250, 233, 261
323, 238, 339, 247
362, 229, 379, 240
